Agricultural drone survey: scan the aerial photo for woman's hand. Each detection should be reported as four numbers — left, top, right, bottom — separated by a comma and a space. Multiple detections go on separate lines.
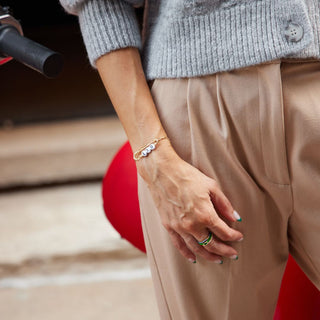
136, 141, 244, 264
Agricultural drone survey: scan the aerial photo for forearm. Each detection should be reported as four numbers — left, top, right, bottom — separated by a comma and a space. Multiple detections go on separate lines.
96, 47, 169, 153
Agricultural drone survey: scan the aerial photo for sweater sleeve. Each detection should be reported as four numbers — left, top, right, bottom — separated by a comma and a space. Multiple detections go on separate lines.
59, 0, 143, 67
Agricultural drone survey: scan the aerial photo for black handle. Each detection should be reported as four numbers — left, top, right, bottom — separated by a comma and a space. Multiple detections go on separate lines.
0, 24, 64, 78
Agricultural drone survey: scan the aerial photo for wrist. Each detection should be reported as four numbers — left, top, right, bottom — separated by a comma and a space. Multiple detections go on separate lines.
135, 138, 179, 180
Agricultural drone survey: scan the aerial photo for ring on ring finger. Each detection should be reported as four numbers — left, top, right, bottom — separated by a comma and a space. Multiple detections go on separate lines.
197, 231, 214, 247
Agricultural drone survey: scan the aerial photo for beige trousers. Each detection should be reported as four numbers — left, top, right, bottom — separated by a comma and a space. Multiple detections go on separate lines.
138, 59, 320, 320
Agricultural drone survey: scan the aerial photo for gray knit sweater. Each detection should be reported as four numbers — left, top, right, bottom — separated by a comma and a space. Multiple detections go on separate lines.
59, 0, 320, 80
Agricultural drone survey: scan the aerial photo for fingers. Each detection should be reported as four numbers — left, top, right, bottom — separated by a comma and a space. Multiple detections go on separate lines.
169, 212, 243, 263
167, 229, 196, 263
204, 180, 244, 242
164, 198, 243, 263
182, 233, 223, 264
168, 229, 223, 264
193, 230, 239, 260
208, 180, 242, 223
158, 169, 245, 264
206, 214, 243, 242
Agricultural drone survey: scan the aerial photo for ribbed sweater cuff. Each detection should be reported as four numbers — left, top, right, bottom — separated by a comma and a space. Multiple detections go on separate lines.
78, 0, 142, 67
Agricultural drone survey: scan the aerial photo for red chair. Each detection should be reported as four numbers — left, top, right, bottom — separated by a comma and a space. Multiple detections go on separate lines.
102, 141, 320, 319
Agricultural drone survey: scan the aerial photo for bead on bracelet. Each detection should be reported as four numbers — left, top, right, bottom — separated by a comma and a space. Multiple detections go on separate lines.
133, 136, 168, 161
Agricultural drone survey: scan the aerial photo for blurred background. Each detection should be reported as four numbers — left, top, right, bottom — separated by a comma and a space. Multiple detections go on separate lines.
0, 1, 159, 319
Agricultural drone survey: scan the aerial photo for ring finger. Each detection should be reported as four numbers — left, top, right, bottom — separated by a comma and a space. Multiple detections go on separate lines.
193, 229, 239, 260
181, 233, 223, 263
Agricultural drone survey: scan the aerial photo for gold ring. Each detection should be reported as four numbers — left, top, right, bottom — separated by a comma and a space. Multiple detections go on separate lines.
198, 232, 213, 246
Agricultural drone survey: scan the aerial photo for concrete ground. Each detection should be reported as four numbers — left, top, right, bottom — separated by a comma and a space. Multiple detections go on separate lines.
0, 118, 160, 320
0, 183, 160, 320
1, 278, 157, 320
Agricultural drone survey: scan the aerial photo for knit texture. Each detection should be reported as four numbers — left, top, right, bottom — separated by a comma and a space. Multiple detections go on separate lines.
59, 0, 320, 80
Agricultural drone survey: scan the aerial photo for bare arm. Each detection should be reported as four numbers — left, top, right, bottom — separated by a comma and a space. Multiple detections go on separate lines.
96, 47, 166, 152
96, 47, 244, 263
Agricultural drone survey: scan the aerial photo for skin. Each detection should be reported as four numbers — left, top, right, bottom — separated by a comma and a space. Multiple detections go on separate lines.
96, 47, 244, 263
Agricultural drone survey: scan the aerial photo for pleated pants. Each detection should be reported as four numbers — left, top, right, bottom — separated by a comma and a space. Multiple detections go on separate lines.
138, 58, 320, 320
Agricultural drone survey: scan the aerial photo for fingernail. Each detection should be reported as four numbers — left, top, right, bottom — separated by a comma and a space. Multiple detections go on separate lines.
188, 258, 196, 264
237, 237, 244, 242
214, 259, 223, 264
230, 255, 238, 260
233, 210, 242, 221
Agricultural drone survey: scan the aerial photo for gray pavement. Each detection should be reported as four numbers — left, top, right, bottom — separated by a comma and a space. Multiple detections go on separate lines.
0, 183, 122, 264
1, 278, 157, 320
0, 182, 159, 320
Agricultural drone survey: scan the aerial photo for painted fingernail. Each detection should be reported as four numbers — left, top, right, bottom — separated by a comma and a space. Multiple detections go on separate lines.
214, 259, 223, 264
233, 210, 242, 221
188, 258, 196, 264
230, 255, 238, 260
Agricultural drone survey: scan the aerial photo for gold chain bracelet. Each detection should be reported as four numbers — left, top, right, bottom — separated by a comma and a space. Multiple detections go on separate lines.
133, 136, 168, 161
